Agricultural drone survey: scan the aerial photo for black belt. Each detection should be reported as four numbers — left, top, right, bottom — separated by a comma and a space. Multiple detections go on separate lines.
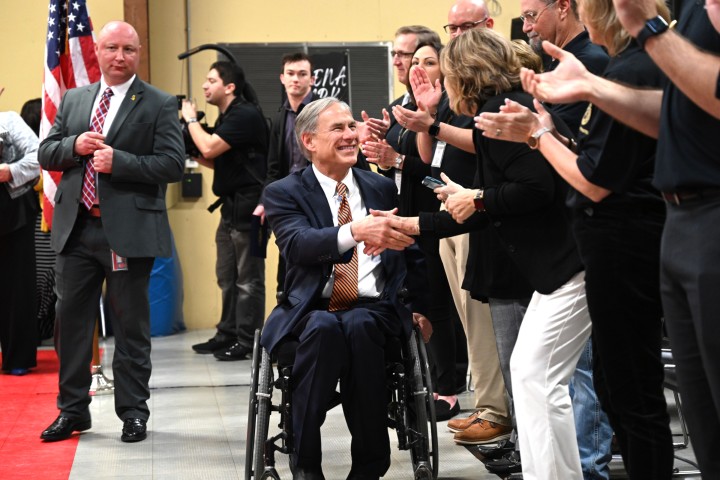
661, 188, 720, 206
314, 296, 382, 311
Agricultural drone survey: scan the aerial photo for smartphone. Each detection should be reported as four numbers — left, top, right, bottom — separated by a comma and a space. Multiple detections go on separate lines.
421, 176, 446, 190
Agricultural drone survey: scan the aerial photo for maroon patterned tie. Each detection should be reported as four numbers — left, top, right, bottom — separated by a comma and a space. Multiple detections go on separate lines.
81, 87, 114, 210
328, 182, 359, 312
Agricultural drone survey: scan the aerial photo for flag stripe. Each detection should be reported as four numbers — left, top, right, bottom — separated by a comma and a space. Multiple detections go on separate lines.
41, 0, 100, 230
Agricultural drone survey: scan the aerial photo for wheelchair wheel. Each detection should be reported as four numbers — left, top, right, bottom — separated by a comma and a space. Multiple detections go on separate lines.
245, 330, 274, 480
407, 329, 439, 479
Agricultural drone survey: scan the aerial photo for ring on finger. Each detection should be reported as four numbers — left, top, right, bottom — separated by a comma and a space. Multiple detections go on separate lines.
495, 128, 502, 136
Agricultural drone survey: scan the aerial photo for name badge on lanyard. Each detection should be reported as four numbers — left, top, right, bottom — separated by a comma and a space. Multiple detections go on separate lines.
431, 141, 447, 169
394, 170, 402, 194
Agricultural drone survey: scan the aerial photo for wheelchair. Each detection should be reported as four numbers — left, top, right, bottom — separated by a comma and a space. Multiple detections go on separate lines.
245, 326, 439, 480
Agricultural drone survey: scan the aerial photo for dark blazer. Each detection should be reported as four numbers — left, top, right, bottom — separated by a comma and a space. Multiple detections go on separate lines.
38, 78, 184, 258
265, 94, 315, 187
261, 166, 424, 353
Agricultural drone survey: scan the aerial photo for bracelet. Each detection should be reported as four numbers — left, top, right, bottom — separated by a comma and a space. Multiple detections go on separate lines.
395, 155, 405, 168
188, 117, 198, 124
567, 137, 577, 153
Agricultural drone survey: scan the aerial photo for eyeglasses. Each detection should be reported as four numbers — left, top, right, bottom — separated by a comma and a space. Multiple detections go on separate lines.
443, 17, 488, 34
391, 50, 414, 59
520, 1, 557, 25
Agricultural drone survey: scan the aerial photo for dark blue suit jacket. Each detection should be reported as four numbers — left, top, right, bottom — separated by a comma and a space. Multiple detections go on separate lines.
261, 166, 425, 353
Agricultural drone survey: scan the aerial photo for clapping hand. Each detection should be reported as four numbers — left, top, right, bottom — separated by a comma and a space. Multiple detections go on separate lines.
522, 42, 592, 105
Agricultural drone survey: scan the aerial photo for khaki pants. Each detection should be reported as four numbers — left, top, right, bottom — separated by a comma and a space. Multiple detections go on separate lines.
438, 223, 510, 424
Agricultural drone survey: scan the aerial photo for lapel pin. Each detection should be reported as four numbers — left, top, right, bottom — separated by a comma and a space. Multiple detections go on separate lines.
131, 95, 136, 101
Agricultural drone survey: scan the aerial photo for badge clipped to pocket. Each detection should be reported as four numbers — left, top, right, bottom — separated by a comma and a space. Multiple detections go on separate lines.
111, 250, 128, 272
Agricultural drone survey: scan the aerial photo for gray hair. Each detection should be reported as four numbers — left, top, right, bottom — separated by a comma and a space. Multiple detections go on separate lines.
294, 97, 352, 159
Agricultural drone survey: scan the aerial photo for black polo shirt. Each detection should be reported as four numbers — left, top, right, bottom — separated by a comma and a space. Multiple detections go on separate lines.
654, 2, 720, 191
570, 41, 665, 210
544, 30, 608, 136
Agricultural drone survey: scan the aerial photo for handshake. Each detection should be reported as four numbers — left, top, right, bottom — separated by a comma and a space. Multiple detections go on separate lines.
352, 173, 479, 256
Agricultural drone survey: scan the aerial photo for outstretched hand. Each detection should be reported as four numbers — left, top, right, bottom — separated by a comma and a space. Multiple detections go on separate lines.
361, 139, 399, 169
369, 209, 419, 236
391, 103, 434, 134
521, 42, 593, 105
409, 67, 442, 112
361, 109, 391, 140
475, 98, 553, 144
353, 208, 414, 256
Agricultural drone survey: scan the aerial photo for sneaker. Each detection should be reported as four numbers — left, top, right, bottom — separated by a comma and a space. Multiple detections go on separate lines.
214, 342, 252, 361
447, 410, 484, 433
485, 450, 522, 475
453, 418, 512, 445
434, 397, 460, 421
477, 439, 516, 460
191, 337, 236, 354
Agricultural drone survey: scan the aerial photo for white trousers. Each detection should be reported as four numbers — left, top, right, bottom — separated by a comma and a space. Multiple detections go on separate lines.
510, 271, 591, 480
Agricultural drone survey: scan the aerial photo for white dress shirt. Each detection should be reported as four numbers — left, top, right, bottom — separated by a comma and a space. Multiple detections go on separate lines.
312, 165, 385, 299
92, 74, 136, 135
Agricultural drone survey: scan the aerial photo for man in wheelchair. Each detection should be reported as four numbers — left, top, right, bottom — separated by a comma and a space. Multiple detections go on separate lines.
261, 97, 430, 480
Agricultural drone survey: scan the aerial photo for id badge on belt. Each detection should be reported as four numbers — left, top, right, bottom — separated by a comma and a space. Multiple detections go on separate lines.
111, 250, 128, 272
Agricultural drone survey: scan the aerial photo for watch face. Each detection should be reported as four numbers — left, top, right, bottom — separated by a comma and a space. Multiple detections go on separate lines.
527, 136, 538, 149
428, 121, 440, 136
648, 16, 669, 33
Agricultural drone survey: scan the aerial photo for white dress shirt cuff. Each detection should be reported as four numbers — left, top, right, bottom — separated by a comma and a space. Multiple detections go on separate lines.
337, 223, 359, 255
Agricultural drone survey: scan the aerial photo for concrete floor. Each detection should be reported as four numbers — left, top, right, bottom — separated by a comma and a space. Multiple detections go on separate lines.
65, 329, 701, 479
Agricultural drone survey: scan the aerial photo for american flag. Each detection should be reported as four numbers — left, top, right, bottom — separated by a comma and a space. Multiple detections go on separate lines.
41, 0, 100, 230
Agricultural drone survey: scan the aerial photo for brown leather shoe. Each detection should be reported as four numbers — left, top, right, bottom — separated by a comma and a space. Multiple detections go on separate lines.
453, 418, 512, 445
447, 410, 483, 433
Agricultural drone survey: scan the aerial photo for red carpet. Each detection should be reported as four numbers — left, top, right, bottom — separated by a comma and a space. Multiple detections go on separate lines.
0, 349, 77, 479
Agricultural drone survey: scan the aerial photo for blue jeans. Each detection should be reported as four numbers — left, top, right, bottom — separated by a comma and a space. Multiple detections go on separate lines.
571, 338, 612, 480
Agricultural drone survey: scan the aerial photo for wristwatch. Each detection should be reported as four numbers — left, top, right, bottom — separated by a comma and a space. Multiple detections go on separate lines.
187, 117, 198, 124
428, 120, 441, 137
473, 189, 486, 212
527, 127, 552, 150
636, 15, 669, 50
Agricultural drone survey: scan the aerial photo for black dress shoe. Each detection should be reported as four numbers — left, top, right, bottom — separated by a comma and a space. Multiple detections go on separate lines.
485, 450, 522, 475
41, 415, 92, 441
121, 418, 147, 443
478, 439, 516, 460
293, 466, 325, 480
214, 342, 252, 361
434, 398, 460, 421
192, 337, 235, 354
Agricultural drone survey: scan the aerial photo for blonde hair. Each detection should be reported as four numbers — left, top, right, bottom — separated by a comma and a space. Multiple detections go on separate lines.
512, 40, 543, 73
441, 29, 522, 116
581, 0, 671, 56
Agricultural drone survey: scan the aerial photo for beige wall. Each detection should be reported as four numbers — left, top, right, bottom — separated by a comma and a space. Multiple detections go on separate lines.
1, 0, 520, 331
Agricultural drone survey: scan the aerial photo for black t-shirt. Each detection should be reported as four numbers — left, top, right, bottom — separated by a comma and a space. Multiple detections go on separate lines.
654, 2, 720, 191
570, 41, 665, 210
544, 30, 609, 136
212, 98, 268, 197
430, 93, 477, 187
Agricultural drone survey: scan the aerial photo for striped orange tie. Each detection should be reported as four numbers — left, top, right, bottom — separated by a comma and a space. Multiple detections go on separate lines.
328, 182, 358, 311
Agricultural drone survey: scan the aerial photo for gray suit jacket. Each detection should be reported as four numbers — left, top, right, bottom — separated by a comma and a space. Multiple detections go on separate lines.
39, 78, 184, 258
